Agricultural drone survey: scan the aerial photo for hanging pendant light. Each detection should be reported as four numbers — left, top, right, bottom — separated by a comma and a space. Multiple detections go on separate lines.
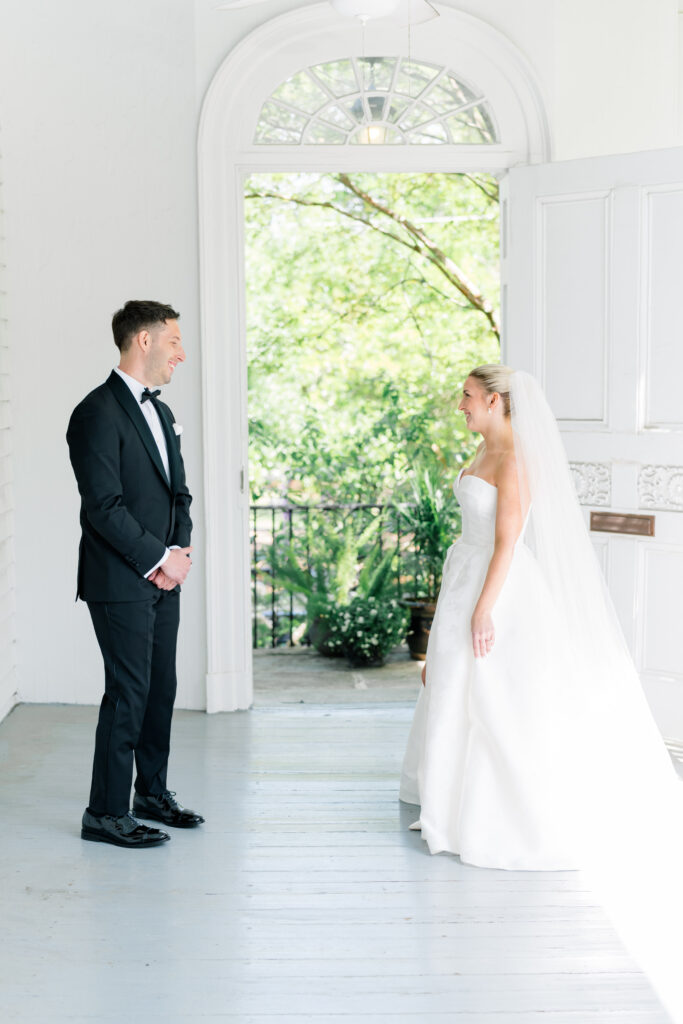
350, 60, 388, 144
327, 1, 441, 143
356, 125, 387, 144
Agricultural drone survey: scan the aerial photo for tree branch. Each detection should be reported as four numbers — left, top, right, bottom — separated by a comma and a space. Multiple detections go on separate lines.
307, 279, 410, 342
400, 271, 435, 368
244, 189, 422, 257
246, 176, 499, 339
336, 174, 499, 338
463, 173, 500, 204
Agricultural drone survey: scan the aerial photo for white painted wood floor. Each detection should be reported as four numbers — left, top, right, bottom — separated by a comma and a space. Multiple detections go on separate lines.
0, 702, 671, 1023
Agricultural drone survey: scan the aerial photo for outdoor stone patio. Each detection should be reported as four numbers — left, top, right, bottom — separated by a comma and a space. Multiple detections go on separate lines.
253, 644, 423, 706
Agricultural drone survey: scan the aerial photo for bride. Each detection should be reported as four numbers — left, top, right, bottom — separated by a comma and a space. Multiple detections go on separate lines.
399, 364, 681, 872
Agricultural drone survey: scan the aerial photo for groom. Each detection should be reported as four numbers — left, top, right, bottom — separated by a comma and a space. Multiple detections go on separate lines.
67, 300, 204, 848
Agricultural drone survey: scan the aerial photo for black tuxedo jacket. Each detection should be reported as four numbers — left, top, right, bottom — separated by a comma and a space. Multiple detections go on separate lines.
67, 370, 193, 602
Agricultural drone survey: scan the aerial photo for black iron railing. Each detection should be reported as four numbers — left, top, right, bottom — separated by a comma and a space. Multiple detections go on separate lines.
250, 503, 414, 649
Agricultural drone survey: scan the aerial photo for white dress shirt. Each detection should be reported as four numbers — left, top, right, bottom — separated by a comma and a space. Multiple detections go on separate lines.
114, 367, 176, 577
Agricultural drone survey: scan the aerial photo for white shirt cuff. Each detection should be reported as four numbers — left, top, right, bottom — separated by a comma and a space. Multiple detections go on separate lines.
144, 548, 172, 578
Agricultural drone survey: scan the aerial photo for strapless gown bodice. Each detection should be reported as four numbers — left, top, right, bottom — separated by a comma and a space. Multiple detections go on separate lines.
455, 468, 498, 547
455, 467, 530, 548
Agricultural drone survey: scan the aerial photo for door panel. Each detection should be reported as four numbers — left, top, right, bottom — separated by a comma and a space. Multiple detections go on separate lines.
502, 148, 683, 741
540, 192, 610, 424
643, 186, 683, 429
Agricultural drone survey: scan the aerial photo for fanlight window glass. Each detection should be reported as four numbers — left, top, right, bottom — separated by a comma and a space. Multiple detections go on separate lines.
255, 56, 498, 146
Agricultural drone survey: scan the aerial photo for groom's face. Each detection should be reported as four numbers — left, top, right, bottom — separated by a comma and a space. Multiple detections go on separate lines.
146, 319, 185, 387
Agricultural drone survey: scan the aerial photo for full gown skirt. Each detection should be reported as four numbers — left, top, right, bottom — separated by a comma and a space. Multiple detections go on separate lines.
399, 468, 663, 871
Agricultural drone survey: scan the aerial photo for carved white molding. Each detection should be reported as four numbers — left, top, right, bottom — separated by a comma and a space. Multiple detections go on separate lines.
639, 464, 683, 511
569, 462, 611, 506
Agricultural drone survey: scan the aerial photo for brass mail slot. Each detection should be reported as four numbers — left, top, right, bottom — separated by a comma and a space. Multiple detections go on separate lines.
590, 511, 655, 537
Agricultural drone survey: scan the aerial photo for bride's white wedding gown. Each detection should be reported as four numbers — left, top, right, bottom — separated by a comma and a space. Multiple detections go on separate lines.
399, 467, 676, 871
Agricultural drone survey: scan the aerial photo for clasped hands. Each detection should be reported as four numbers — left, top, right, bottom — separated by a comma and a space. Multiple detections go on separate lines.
148, 546, 193, 591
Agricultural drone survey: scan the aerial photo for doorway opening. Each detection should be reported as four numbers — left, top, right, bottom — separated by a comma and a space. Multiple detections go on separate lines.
244, 170, 500, 704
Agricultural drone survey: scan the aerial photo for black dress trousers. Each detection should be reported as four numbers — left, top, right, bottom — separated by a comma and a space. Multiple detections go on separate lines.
86, 588, 180, 817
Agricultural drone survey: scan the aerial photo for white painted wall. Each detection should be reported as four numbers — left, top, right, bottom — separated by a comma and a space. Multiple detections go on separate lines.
0, 0, 681, 712
0, 0, 204, 709
551, 0, 680, 159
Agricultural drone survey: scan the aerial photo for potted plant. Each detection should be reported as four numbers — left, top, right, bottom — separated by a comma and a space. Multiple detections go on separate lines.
398, 457, 461, 660
337, 594, 408, 667
267, 512, 391, 656
310, 545, 408, 667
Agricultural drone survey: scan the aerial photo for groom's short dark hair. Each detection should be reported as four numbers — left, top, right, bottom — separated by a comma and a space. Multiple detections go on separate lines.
112, 300, 181, 352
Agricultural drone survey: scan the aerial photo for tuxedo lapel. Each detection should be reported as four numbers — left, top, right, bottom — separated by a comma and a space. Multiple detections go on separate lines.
155, 402, 182, 494
106, 371, 171, 491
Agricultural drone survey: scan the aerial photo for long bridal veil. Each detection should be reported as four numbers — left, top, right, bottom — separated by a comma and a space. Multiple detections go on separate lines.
510, 371, 675, 794
510, 370, 683, 1019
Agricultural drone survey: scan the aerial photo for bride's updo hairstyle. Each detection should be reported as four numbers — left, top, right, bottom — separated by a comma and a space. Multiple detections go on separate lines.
469, 364, 513, 417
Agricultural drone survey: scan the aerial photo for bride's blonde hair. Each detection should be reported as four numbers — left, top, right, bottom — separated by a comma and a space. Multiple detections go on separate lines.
468, 364, 513, 417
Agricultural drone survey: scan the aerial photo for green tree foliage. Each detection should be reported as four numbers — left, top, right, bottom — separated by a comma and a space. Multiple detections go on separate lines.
245, 172, 500, 505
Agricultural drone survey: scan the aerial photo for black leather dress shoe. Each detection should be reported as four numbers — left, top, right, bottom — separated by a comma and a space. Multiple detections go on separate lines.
133, 790, 205, 829
81, 809, 170, 848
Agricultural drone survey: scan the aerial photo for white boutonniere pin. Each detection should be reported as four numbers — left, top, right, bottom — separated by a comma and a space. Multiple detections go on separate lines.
173, 423, 183, 436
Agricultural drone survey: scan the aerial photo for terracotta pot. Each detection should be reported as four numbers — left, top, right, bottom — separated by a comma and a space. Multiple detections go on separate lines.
401, 599, 437, 661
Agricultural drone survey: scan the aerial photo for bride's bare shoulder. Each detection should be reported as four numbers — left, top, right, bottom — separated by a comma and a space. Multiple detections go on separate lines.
497, 450, 530, 513
496, 451, 521, 491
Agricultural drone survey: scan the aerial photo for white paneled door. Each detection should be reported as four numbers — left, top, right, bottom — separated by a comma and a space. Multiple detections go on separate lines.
502, 147, 683, 742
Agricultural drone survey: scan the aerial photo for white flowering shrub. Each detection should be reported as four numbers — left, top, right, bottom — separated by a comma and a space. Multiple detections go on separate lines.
315, 594, 408, 667
309, 598, 348, 657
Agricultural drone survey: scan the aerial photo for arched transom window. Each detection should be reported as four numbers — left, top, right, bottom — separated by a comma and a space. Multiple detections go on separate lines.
255, 56, 498, 146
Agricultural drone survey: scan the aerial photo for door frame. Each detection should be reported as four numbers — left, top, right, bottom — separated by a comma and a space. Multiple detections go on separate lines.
197, 2, 550, 711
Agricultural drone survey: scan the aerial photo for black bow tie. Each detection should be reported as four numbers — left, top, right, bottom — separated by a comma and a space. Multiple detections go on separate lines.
141, 388, 161, 404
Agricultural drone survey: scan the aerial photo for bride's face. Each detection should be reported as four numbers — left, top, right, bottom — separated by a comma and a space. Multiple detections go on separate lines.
458, 376, 490, 432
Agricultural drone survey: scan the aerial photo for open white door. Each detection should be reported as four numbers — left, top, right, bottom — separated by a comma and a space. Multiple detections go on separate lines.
502, 147, 683, 743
